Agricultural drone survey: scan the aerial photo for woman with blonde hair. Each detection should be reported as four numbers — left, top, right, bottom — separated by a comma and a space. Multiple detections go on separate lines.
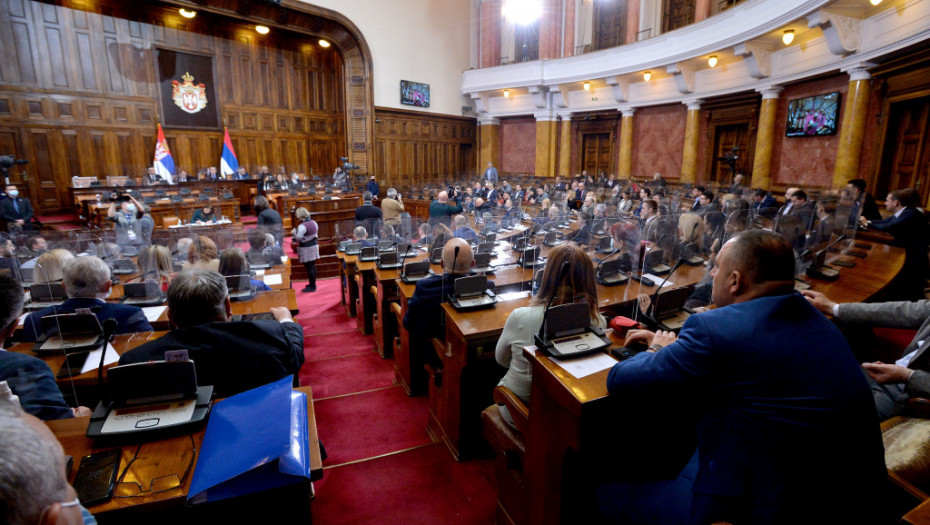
291, 207, 319, 293
495, 243, 605, 427
34, 249, 74, 283
182, 235, 219, 272
133, 244, 174, 291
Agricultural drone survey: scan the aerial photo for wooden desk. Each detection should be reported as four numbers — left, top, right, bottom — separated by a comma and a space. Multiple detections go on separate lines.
48, 385, 322, 524
354, 259, 376, 335
338, 251, 359, 318
521, 243, 907, 525
86, 200, 240, 230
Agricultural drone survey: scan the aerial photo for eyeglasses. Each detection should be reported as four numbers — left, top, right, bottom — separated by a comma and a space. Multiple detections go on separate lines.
114, 434, 196, 498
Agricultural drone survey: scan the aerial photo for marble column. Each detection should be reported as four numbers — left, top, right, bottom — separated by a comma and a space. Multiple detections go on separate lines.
751, 87, 782, 191
479, 0, 502, 68
557, 112, 573, 178
832, 67, 872, 188
680, 100, 703, 184
563, 0, 575, 57
478, 116, 500, 175
535, 112, 558, 178
618, 108, 635, 180
695, 0, 712, 23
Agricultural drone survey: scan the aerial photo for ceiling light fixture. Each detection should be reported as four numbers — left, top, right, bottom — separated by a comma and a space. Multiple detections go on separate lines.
643, 71, 652, 81
318, 39, 331, 48
708, 55, 718, 68
179, 8, 196, 19
870, 0, 882, 5
782, 29, 795, 45
502, 0, 543, 26
583, 81, 591, 91
503, 89, 510, 98
255, 25, 270, 35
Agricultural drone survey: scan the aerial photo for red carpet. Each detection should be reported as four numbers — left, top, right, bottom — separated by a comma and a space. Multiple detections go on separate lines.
312, 443, 497, 525
313, 386, 433, 465
298, 315, 357, 336
303, 352, 395, 399
303, 332, 375, 361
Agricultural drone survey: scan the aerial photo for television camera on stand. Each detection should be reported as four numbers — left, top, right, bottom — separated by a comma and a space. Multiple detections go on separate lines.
339, 157, 360, 192
0, 155, 28, 185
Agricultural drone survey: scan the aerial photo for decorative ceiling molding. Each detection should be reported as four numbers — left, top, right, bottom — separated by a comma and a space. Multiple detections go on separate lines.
733, 41, 775, 79
605, 76, 631, 103
807, 9, 863, 56
527, 85, 550, 108
470, 92, 490, 114
666, 62, 696, 94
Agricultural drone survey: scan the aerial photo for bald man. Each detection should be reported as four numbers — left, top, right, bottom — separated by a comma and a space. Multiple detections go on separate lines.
402, 239, 481, 393
428, 190, 464, 228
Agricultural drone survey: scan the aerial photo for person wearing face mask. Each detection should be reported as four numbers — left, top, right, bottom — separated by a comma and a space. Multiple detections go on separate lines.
105, 195, 145, 249
1, 184, 37, 231
21, 256, 152, 342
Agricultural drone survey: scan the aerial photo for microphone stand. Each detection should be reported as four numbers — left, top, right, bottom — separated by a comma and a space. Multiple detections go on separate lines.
97, 318, 118, 400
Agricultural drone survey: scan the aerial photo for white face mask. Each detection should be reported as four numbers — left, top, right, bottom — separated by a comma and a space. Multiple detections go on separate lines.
96, 288, 112, 300
7, 190, 18, 197
126, 204, 136, 214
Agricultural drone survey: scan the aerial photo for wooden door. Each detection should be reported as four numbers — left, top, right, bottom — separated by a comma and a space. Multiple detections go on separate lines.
711, 124, 751, 183
663, 0, 696, 33
581, 133, 612, 176
877, 98, 930, 203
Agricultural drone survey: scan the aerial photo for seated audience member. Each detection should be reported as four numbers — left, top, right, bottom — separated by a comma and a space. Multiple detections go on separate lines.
473, 197, 491, 215
617, 190, 634, 216
0, 275, 91, 419
33, 249, 75, 283
380, 224, 404, 246
847, 178, 882, 222
751, 188, 777, 211
404, 239, 478, 369
219, 248, 271, 292
803, 289, 930, 420
633, 187, 652, 217
246, 229, 284, 264
602, 230, 885, 524
696, 191, 716, 216
859, 189, 930, 300
428, 191, 463, 227
131, 244, 173, 291
496, 244, 603, 427
21, 236, 48, 259
263, 233, 286, 262
191, 204, 217, 223
353, 226, 374, 248
0, 236, 17, 275
415, 223, 433, 246
810, 199, 836, 246
118, 270, 304, 397
787, 189, 815, 227
95, 241, 120, 264
452, 215, 478, 242
570, 212, 593, 245
0, 411, 98, 523
182, 235, 219, 272
728, 173, 745, 195
174, 237, 194, 265
22, 256, 153, 342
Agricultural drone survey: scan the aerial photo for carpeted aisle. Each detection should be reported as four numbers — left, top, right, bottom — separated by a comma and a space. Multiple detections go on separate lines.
292, 277, 498, 524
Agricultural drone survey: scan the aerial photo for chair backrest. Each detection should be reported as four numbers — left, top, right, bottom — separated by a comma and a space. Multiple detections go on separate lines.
162, 216, 179, 228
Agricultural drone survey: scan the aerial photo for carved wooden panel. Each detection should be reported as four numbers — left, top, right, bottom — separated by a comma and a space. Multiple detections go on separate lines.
594, 0, 627, 51
663, 0, 696, 33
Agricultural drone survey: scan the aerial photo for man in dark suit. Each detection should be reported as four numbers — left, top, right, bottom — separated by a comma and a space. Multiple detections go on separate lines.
0, 275, 91, 419
354, 191, 382, 236
861, 189, 930, 299
553, 176, 567, 192
689, 185, 704, 212
603, 230, 885, 524
365, 176, 380, 198
786, 189, 815, 229
485, 182, 499, 207
143, 166, 164, 185
848, 178, 882, 222
235, 167, 250, 180
119, 270, 304, 397
22, 256, 153, 342
1, 185, 37, 231
750, 188, 777, 211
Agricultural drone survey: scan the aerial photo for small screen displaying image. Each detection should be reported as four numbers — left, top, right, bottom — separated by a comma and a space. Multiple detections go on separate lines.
786, 92, 840, 137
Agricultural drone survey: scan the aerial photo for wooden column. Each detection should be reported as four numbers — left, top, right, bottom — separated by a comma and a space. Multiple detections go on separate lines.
681, 100, 703, 184
751, 87, 782, 191
478, 116, 500, 174
558, 112, 572, 178
618, 108, 635, 180
535, 112, 558, 178
832, 67, 872, 188
479, 0, 502, 68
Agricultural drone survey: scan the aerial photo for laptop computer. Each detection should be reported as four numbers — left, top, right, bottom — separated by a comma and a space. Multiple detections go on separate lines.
121, 280, 166, 306
430, 247, 443, 265
595, 235, 613, 254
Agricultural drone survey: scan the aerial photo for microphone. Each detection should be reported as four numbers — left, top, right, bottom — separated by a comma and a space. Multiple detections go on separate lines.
537, 261, 570, 343
442, 245, 461, 303
648, 256, 686, 317
399, 238, 412, 277
97, 318, 118, 396
596, 248, 622, 279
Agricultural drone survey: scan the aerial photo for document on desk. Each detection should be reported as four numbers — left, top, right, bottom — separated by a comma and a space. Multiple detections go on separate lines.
552, 352, 617, 379
141, 306, 168, 323
263, 274, 283, 285
100, 398, 197, 434
17, 312, 27, 326
80, 343, 120, 374
643, 274, 674, 287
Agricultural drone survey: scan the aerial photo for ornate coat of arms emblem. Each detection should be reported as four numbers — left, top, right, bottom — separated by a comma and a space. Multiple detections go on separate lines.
171, 72, 208, 114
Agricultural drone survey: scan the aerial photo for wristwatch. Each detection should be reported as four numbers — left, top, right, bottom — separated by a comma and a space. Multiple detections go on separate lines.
648, 344, 664, 352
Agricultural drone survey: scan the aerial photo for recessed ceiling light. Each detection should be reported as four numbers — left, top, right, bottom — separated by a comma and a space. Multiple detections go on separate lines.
643, 71, 652, 81
708, 55, 718, 68
255, 25, 270, 35
782, 29, 795, 45
318, 39, 331, 48
179, 8, 196, 19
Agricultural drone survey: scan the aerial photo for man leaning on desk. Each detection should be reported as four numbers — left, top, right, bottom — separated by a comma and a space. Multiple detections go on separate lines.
119, 270, 304, 397
22, 256, 153, 342
601, 230, 886, 525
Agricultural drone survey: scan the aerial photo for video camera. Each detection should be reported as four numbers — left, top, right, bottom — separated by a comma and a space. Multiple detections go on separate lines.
339, 156, 359, 171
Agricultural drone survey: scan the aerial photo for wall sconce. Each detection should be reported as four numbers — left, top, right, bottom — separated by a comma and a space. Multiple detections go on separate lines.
870, 0, 882, 5
643, 71, 652, 81
179, 8, 196, 19
583, 81, 591, 91
708, 55, 718, 68
782, 29, 795, 45
255, 25, 270, 35
318, 40, 331, 48
503, 89, 510, 98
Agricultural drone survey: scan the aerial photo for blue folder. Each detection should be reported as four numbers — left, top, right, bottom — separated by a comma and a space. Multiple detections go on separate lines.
188, 376, 311, 504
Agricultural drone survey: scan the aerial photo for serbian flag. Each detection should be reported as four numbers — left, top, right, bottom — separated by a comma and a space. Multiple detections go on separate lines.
220, 126, 239, 178
153, 123, 176, 184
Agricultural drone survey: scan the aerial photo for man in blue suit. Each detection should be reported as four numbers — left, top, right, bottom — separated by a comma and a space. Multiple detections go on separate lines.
22, 256, 152, 342
860, 189, 930, 300
602, 230, 885, 525
750, 188, 776, 210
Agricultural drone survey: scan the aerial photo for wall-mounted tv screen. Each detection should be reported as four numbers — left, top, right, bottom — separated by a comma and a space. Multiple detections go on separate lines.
786, 92, 840, 137
400, 80, 430, 108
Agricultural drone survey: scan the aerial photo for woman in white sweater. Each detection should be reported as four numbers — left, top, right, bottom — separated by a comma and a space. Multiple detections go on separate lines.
495, 243, 605, 428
